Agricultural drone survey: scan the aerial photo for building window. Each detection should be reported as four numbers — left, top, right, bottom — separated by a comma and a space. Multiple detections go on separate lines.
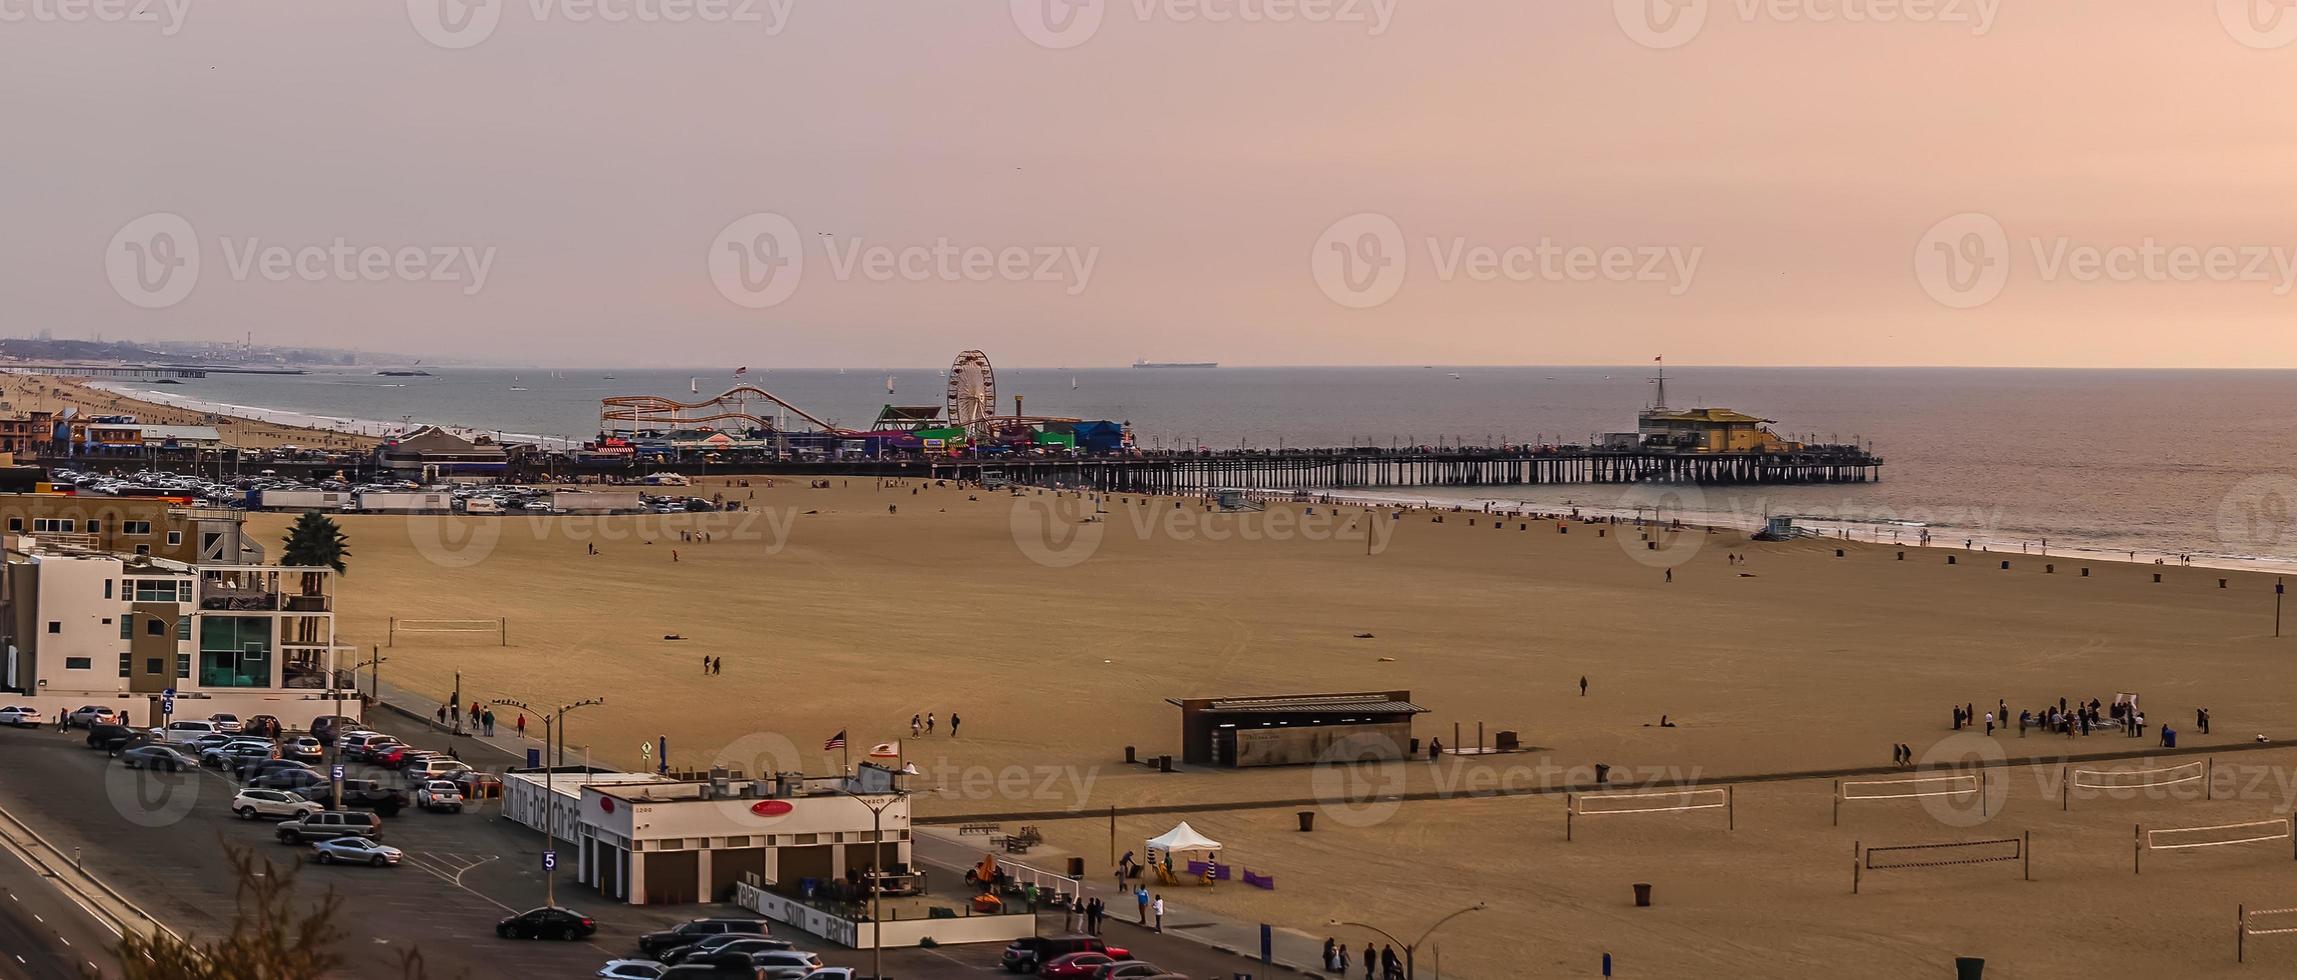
167, 531, 183, 546
130, 579, 183, 603
46, 621, 59, 634
63, 657, 90, 670
120, 617, 132, 640
146, 658, 162, 675
147, 619, 165, 636
198, 616, 272, 688
177, 617, 191, 641
31, 518, 72, 533
104, 580, 113, 599
118, 653, 130, 678
134, 544, 149, 556
175, 653, 190, 677
122, 521, 152, 535
5, 518, 17, 532
87, 520, 101, 535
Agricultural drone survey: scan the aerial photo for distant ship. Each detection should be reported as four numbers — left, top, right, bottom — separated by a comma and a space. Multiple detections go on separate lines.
1132, 359, 1217, 369
375, 369, 432, 377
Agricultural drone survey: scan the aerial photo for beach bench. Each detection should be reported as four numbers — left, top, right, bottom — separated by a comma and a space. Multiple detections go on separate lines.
1000, 826, 1044, 853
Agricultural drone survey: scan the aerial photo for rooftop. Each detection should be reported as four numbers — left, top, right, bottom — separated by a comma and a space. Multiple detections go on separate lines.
1170, 692, 1429, 715
1639, 407, 1776, 425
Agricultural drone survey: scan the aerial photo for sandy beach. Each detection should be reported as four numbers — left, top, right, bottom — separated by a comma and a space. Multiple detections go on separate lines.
0, 373, 378, 452
231, 476, 2297, 978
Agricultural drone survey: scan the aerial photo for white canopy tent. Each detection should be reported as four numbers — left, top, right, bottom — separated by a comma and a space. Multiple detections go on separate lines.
1145, 821, 1224, 868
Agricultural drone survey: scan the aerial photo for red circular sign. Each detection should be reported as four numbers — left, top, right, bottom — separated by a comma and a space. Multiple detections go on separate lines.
600, 797, 615, 813
750, 799, 793, 817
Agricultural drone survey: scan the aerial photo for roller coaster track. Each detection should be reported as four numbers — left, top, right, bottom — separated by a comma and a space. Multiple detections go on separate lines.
601, 385, 852, 435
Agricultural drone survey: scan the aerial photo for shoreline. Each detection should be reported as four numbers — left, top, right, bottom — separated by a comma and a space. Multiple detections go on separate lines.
80, 380, 582, 449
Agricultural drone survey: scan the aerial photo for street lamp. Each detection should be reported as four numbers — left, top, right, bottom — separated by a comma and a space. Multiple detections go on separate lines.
326, 653, 385, 810
1330, 902, 1484, 979
837, 782, 904, 980
491, 694, 604, 908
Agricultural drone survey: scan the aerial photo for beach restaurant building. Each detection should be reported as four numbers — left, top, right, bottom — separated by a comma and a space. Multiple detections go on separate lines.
1169, 691, 1428, 768
504, 766, 911, 906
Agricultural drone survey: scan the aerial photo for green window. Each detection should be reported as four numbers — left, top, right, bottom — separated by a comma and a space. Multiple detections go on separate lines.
198, 616, 273, 688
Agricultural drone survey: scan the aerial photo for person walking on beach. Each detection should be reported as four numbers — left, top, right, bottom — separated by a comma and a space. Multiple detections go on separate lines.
516, 714, 526, 736
1324, 938, 1338, 973
436, 705, 447, 725
1363, 943, 1376, 980
703, 655, 711, 674
1152, 894, 1165, 932
926, 713, 935, 735
950, 713, 961, 736
2199, 707, 2211, 735
911, 714, 922, 737
1579, 675, 1588, 696
1984, 712, 1993, 736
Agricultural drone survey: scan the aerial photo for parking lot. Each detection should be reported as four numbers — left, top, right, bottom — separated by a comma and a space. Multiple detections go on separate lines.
0, 716, 1270, 979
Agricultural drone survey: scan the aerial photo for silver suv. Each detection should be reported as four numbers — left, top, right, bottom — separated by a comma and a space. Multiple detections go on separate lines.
275, 810, 382, 845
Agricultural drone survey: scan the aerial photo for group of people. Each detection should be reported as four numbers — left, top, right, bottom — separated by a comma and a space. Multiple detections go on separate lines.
1322, 937, 1406, 979
908, 712, 960, 736
436, 699, 526, 737
701, 656, 724, 675
1940, 696, 2195, 748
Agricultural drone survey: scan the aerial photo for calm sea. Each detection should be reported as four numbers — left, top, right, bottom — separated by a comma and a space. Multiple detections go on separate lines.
89, 366, 2297, 570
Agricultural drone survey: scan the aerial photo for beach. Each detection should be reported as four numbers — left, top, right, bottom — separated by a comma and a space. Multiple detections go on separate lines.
0, 373, 377, 452
249, 478, 2297, 978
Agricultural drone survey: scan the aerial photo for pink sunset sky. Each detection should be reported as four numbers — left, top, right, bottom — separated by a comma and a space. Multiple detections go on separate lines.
5, 1, 2295, 367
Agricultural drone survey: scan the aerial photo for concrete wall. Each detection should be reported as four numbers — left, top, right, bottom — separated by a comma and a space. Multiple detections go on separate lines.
1233, 722, 1411, 767
734, 881, 1034, 949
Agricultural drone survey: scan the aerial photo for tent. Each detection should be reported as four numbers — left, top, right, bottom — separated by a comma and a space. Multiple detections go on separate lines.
1146, 821, 1223, 857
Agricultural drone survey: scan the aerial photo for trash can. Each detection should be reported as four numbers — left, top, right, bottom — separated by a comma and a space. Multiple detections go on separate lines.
1297, 810, 1315, 832
1633, 883, 1653, 907
1955, 956, 1985, 979
1125, 745, 1136, 764
1067, 857, 1086, 877
1594, 763, 1612, 785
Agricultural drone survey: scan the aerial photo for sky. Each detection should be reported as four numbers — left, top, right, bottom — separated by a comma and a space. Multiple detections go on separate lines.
7, 1, 2297, 368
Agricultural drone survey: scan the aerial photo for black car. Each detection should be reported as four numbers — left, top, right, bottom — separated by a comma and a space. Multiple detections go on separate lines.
85, 723, 148, 752
496, 906, 596, 941
335, 779, 407, 816
119, 745, 195, 771
237, 758, 314, 780
659, 952, 766, 979
1002, 935, 1112, 972
247, 768, 326, 793
637, 918, 773, 958
660, 936, 791, 965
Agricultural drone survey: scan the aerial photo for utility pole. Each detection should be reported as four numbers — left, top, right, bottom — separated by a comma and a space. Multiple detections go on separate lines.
492, 694, 604, 908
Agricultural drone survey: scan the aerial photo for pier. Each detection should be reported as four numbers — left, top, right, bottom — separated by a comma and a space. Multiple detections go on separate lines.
973, 447, 1883, 492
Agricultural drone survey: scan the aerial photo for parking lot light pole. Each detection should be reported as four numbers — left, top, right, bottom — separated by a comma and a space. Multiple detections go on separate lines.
329, 655, 385, 810
493, 695, 602, 909
837, 785, 902, 980
1331, 902, 1484, 979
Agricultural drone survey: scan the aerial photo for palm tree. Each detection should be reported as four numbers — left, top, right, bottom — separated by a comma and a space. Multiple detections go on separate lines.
279, 513, 348, 658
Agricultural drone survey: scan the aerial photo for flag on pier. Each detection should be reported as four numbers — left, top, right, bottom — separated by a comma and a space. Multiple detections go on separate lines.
823, 730, 847, 750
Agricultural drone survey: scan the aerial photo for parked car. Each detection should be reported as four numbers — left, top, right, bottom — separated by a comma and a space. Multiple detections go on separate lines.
749, 950, 823, 979
415, 780, 465, 813
310, 716, 361, 746
365, 743, 411, 767
205, 743, 274, 769
1003, 936, 1118, 973
796, 971, 858, 980
182, 732, 242, 754
598, 961, 667, 980
85, 723, 148, 752
1040, 952, 1125, 978
207, 713, 242, 734
335, 779, 406, 816
281, 737, 325, 764
310, 836, 402, 867
339, 731, 395, 759
66, 705, 119, 728
1092, 964, 1167, 980
275, 811, 382, 844
662, 937, 793, 966
0, 705, 45, 728
637, 918, 773, 958
660, 953, 767, 979
497, 906, 596, 941
244, 714, 282, 739
448, 770, 504, 800
120, 745, 196, 771
152, 720, 217, 740
410, 758, 472, 780
393, 750, 441, 771
233, 789, 322, 820
248, 768, 326, 793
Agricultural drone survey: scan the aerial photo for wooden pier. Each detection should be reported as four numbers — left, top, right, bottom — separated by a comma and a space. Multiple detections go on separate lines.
975, 448, 1881, 492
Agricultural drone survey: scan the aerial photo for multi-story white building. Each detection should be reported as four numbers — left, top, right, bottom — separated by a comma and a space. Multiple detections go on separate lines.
0, 539, 353, 728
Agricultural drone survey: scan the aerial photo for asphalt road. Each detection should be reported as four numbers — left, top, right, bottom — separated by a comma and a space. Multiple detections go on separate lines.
0, 717, 1287, 979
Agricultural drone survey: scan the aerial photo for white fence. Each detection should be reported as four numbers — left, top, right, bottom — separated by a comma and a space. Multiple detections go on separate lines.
734, 881, 1035, 949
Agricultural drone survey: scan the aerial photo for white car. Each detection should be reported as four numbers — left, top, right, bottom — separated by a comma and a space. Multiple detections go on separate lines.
752, 951, 825, 979
411, 758, 473, 780
0, 706, 43, 728
798, 970, 858, 980
152, 720, 217, 740
232, 788, 322, 821
207, 713, 242, 733
309, 836, 402, 867
67, 705, 118, 728
597, 961, 666, 980
415, 780, 465, 813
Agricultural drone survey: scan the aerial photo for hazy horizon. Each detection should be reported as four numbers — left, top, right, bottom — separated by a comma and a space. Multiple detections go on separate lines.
11, 2, 2297, 368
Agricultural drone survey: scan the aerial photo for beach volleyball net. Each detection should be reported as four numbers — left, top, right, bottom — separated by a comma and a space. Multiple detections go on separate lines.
2064, 759, 2212, 809
2136, 817, 2295, 874
387, 617, 508, 647
2239, 904, 2297, 962
1566, 787, 1732, 840
1854, 832, 2029, 893
1833, 772, 1987, 826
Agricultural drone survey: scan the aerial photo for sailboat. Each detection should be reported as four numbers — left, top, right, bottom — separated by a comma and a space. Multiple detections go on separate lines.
885, 376, 896, 394
691, 378, 700, 394
508, 375, 528, 391
1071, 376, 1078, 390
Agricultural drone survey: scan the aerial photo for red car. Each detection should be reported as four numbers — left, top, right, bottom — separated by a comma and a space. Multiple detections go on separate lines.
368, 743, 409, 766
1039, 950, 1133, 978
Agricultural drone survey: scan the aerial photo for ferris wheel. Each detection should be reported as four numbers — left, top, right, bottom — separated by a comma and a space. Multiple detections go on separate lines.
947, 350, 998, 427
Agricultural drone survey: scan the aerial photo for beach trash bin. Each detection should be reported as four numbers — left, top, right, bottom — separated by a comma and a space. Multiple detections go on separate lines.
1955, 956, 1985, 979
1298, 810, 1315, 832
1125, 745, 1137, 764
1068, 857, 1086, 877
1633, 882, 1652, 907
1409, 737, 1420, 755
1158, 754, 1173, 773
1595, 763, 1612, 784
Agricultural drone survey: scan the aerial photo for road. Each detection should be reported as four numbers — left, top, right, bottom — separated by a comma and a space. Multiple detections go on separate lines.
0, 716, 1287, 979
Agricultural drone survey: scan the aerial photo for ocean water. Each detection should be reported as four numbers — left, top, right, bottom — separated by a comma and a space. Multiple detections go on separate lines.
88, 366, 2297, 569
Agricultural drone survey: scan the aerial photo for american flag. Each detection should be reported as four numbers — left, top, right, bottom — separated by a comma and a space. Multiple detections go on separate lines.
823, 730, 847, 750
